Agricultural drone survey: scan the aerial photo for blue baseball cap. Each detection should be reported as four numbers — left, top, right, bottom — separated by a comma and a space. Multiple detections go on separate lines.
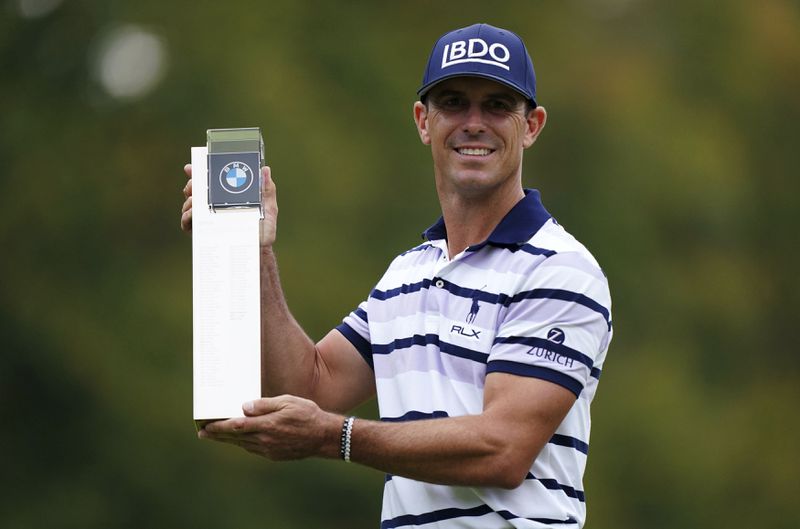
417, 23, 537, 107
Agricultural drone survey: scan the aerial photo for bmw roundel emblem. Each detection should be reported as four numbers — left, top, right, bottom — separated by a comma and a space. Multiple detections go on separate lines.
219, 161, 255, 194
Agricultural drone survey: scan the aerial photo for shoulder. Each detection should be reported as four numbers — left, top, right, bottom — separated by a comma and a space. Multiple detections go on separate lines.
398, 241, 435, 258
372, 240, 442, 292
386, 240, 444, 269
525, 219, 612, 320
491, 218, 607, 284
530, 219, 603, 269
500, 218, 611, 310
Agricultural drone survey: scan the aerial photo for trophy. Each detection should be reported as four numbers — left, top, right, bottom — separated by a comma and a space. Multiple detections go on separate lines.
191, 128, 264, 428
207, 127, 264, 213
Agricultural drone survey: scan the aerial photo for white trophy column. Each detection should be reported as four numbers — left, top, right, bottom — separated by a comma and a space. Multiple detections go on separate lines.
191, 146, 261, 422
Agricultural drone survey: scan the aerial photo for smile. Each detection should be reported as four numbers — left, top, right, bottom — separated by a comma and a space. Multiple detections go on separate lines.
455, 147, 494, 156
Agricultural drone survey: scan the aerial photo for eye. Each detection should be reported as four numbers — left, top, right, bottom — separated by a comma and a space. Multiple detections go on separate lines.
486, 98, 513, 113
431, 93, 467, 111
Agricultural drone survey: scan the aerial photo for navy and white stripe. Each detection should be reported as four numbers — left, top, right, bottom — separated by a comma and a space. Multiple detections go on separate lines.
336, 189, 612, 528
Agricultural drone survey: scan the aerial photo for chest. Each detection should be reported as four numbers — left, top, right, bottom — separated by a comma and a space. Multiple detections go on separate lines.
368, 252, 522, 362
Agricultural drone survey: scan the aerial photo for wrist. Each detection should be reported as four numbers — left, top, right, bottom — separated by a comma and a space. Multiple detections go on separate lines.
317, 412, 348, 460
339, 416, 356, 462
259, 227, 276, 248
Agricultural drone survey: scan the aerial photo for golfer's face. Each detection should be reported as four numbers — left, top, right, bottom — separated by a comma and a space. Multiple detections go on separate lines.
421, 77, 535, 197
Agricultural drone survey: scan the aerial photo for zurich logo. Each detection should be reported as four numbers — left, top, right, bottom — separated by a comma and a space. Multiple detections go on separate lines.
546, 328, 565, 344
219, 161, 254, 194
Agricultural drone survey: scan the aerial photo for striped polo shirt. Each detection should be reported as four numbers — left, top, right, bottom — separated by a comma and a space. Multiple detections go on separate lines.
336, 189, 612, 529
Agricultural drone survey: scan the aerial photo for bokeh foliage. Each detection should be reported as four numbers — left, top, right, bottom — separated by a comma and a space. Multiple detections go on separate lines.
1, 0, 798, 527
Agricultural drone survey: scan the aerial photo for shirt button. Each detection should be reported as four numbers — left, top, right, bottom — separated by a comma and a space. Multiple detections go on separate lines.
434, 279, 444, 288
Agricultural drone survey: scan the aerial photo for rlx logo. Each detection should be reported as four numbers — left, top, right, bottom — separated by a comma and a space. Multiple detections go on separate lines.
450, 325, 482, 339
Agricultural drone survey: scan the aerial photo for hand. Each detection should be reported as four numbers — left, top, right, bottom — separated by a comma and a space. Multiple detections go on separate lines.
259, 165, 278, 247
199, 395, 341, 461
179, 163, 278, 248
180, 163, 193, 232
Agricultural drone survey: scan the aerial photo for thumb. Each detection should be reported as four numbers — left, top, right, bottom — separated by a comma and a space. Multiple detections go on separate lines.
261, 165, 274, 200
243, 397, 284, 417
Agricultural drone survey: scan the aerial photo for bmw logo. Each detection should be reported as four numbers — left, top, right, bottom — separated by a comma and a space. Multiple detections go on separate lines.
219, 161, 255, 194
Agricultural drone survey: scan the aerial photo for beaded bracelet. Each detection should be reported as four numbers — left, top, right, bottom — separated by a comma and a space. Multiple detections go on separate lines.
340, 416, 355, 462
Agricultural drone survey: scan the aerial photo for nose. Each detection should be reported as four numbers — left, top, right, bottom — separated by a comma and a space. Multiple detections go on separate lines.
462, 103, 486, 135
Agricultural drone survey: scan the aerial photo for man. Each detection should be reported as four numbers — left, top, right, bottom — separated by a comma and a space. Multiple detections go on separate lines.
180, 23, 612, 528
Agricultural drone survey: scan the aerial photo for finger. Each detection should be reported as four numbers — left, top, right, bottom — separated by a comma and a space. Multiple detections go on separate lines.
184, 163, 192, 177
201, 430, 259, 443
261, 166, 274, 199
243, 396, 285, 417
181, 196, 192, 215
204, 417, 254, 434
199, 428, 237, 441
181, 206, 192, 232
200, 432, 261, 452
183, 178, 193, 199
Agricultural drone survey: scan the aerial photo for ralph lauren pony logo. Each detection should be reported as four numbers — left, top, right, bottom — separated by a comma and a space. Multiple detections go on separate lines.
466, 297, 480, 324
466, 285, 486, 324
450, 286, 486, 340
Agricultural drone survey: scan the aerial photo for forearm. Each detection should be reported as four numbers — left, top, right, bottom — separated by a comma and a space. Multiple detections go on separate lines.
201, 376, 573, 489
343, 414, 535, 489
201, 399, 528, 488
259, 246, 320, 398
334, 375, 575, 488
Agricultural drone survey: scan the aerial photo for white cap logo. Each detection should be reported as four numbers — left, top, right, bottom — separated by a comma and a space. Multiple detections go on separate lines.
441, 38, 511, 71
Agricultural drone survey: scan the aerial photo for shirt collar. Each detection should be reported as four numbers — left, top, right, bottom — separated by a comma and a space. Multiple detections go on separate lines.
422, 189, 552, 247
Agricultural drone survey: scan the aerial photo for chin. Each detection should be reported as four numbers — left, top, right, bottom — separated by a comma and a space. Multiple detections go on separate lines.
449, 176, 505, 197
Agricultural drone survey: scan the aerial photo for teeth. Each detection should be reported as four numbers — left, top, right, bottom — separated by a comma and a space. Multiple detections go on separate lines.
457, 148, 492, 156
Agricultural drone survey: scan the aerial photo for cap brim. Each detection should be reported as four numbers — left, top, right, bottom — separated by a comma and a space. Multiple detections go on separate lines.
417, 72, 536, 107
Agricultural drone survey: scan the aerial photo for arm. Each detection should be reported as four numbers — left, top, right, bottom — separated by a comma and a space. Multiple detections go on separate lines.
348, 373, 575, 488
258, 246, 376, 412
201, 372, 575, 489
180, 164, 375, 414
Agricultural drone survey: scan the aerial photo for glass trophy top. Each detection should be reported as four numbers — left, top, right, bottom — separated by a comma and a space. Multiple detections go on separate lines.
206, 127, 263, 212
207, 127, 263, 156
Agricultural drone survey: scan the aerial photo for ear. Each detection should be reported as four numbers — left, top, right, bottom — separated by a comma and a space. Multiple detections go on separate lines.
413, 101, 431, 145
522, 106, 547, 149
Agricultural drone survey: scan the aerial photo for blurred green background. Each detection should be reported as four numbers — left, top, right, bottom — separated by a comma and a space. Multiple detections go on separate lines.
2, 0, 798, 527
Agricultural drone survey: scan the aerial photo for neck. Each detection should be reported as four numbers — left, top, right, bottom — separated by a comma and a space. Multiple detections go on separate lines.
437, 184, 524, 259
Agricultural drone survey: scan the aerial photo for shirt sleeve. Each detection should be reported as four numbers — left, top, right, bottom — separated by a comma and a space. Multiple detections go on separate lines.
335, 300, 373, 370
487, 252, 612, 397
